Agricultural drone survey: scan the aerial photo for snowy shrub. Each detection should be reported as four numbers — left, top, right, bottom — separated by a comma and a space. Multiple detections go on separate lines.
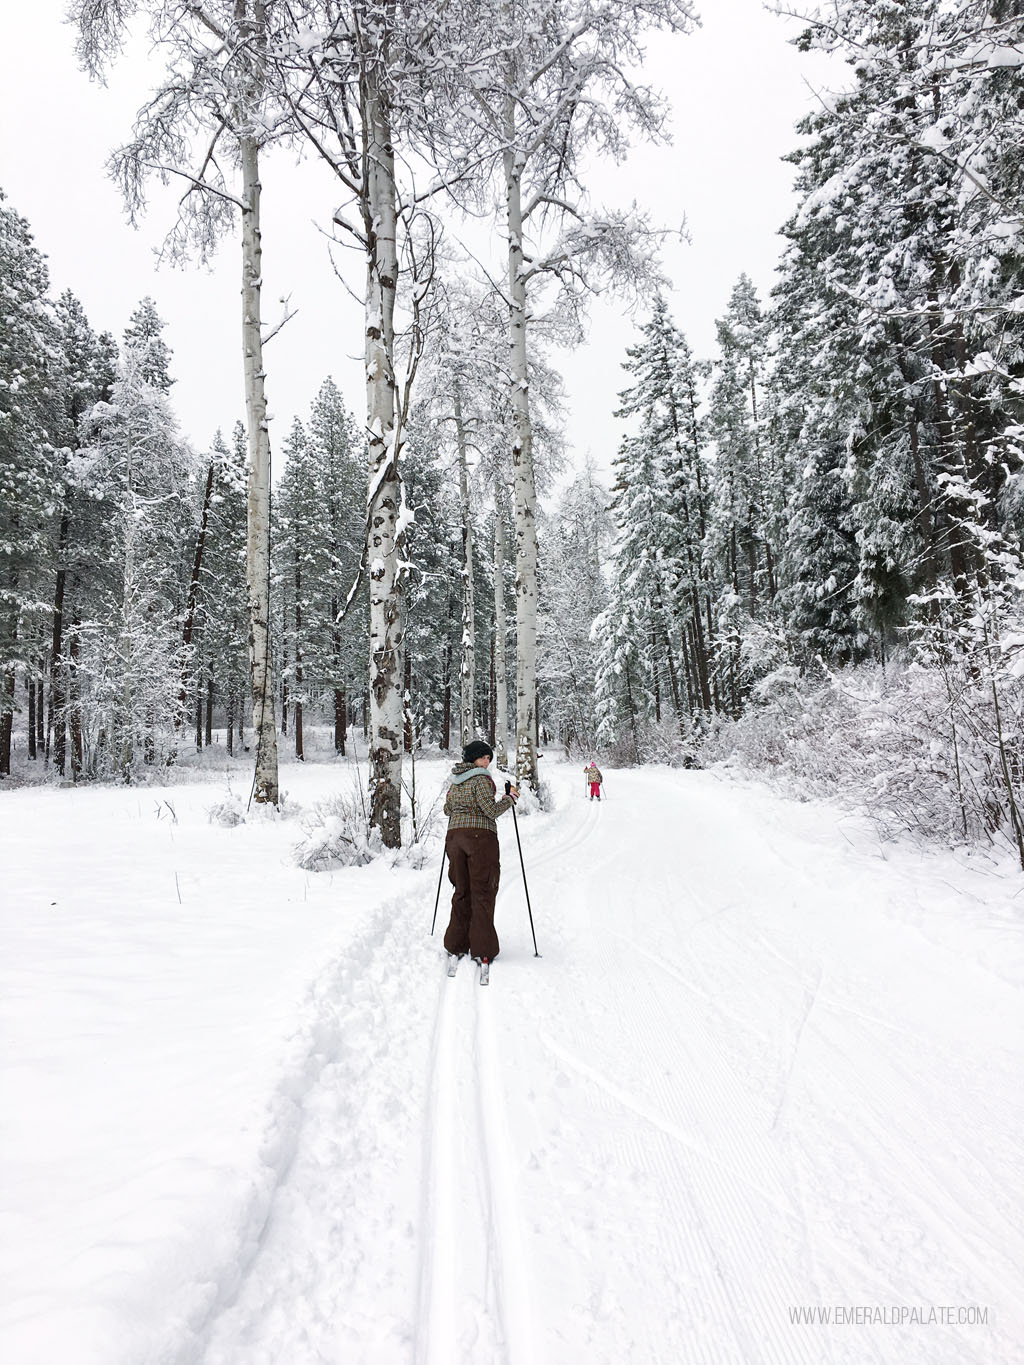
699, 650, 1024, 858
207, 794, 245, 827
600, 715, 702, 769
293, 787, 380, 870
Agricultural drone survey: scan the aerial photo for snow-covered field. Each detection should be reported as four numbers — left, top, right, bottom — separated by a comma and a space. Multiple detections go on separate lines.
1, 754, 1022, 1364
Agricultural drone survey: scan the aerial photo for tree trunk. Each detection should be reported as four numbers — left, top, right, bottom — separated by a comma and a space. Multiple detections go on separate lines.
182, 460, 215, 720
205, 671, 213, 748
241, 132, 279, 804
294, 545, 304, 761
441, 613, 452, 752
404, 648, 413, 753
27, 673, 36, 761
0, 668, 12, 777
651, 626, 662, 723
335, 682, 347, 755
35, 671, 44, 753
493, 476, 509, 768
504, 129, 539, 792
454, 384, 476, 747
49, 504, 70, 774
331, 575, 346, 753
494, 636, 502, 753
908, 410, 938, 594
363, 54, 404, 848
227, 681, 235, 757
69, 618, 83, 778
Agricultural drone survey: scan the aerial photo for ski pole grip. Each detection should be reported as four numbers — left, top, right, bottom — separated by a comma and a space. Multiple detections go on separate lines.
504, 780, 512, 795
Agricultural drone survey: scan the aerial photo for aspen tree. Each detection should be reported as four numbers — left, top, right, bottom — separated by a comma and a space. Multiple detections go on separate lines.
70, 0, 285, 802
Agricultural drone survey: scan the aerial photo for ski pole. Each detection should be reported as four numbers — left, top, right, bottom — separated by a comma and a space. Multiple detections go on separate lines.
430, 845, 447, 936
509, 798, 540, 957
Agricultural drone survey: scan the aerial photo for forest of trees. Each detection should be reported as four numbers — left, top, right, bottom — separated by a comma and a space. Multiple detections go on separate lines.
2, 0, 1023, 859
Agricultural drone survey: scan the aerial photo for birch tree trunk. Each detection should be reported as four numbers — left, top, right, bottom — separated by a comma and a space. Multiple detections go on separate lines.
504, 132, 539, 792
241, 132, 279, 804
493, 474, 509, 769
454, 383, 476, 747
364, 51, 404, 847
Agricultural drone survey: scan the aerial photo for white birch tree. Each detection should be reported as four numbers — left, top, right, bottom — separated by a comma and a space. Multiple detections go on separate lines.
70, 0, 287, 803
274, 1, 455, 843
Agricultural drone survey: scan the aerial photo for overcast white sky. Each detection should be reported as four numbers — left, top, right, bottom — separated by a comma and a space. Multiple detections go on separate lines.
0, 3, 844, 483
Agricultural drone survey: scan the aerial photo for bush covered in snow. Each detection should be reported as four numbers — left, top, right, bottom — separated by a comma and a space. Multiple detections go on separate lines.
293, 769, 447, 872
293, 787, 381, 870
207, 793, 246, 827
700, 651, 1024, 858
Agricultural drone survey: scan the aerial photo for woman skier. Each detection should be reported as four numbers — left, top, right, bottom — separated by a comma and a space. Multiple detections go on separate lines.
443, 739, 518, 969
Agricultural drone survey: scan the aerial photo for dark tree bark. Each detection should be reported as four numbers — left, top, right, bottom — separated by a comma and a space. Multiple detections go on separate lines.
49, 505, 71, 774
27, 674, 36, 760
0, 669, 13, 776
335, 681, 347, 756
182, 461, 215, 719
69, 617, 83, 778
294, 551, 304, 762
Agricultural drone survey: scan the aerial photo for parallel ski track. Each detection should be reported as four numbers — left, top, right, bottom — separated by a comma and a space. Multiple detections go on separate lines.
417, 795, 600, 1362
547, 775, 828, 1364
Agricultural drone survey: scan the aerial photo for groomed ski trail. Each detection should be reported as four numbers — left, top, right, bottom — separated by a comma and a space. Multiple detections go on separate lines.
417, 795, 601, 1363
190, 761, 1020, 1365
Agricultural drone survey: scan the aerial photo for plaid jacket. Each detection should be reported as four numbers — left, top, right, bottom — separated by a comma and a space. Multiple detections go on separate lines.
444, 762, 514, 833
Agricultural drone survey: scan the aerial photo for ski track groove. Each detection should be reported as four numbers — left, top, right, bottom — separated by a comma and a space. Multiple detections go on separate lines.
416, 961, 458, 1365
475, 987, 541, 1365
416, 799, 603, 1363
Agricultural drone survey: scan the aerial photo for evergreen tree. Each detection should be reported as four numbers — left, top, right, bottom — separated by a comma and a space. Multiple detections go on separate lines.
201, 424, 251, 756
122, 297, 173, 392
537, 463, 612, 752
0, 192, 58, 775
75, 327, 196, 778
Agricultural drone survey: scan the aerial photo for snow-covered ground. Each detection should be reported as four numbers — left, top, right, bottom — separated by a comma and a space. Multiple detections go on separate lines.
1, 754, 1021, 1364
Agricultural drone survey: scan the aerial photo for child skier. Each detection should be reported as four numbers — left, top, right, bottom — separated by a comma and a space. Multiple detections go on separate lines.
584, 760, 603, 800
443, 740, 518, 968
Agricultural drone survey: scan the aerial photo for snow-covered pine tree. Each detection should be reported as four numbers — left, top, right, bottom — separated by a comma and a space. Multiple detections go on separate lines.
276, 399, 365, 761
0, 193, 57, 777
201, 425, 250, 756
593, 437, 681, 753
305, 379, 366, 756
122, 298, 173, 392
616, 296, 716, 716
46, 292, 124, 778
706, 276, 783, 711
75, 330, 197, 779
537, 462, 613, 753
410, 279, 492, 750
789, 0, 1024, 631
769, 211, 866, 665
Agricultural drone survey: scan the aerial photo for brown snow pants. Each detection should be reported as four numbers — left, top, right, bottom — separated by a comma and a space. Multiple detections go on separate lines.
443, 827, 500, 961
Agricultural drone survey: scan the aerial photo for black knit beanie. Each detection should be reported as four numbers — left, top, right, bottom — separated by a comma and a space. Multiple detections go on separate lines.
463, 739, 494, 763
